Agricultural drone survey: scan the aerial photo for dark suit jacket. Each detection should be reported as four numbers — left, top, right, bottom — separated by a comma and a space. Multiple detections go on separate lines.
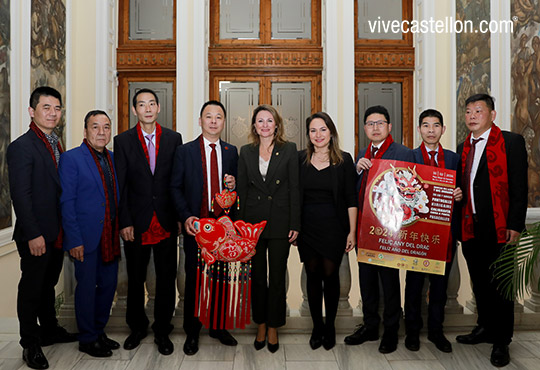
237, 141, 301, 238
298, 150, 358, 233
170, 137, 238, 222
7, 129, 61, 244
59, 143, 119, 253
114, 126, 183, 234
355, 141, 415, 193
457, 130, 528, 241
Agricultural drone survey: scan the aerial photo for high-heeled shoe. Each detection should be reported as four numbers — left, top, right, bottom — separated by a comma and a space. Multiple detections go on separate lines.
323, 326, 336, 350
309, 327, 324, 350
253, 338, 266, 350
267, 341, 279, 353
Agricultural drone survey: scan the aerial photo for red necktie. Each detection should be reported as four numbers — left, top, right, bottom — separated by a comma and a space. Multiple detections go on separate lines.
463, 138, 483, 203
209, 143, 222, 216
428, 151, 437, 167
371, 146, 379, 158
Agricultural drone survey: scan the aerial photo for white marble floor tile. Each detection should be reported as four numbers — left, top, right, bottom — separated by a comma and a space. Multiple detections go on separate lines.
283, 343, 337, 361
386, 360, 445, 370
124, 343, 184, 370
383, 341, 438, 361
286, 361, 340, 370
180, 361, 233, 370
42, 342, 85, 370
515, 340, 540, 358
431, 344, 496, 370
0, 358, 25, 370
182, 343, 236, 361
512, 331, 540, 342
0, 341, 22, 359
233, 343, 286, 370
71, 359, 130, 370
333, 342, 393, 370
513, 357, 540, 370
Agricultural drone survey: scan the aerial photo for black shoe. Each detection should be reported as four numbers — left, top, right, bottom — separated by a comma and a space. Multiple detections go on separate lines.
490, 344, 510, 367
405, 333, 420, 351
456, 326, 492, 345
344, 325, 379, 345
123, 331, 147, 350
378, 332, 398, 354
79, 340, 113, 357
268, 341, 279, 353
254, 338, 266, 350
183, 335, 199, 356
98, 333, 120, 350
154, 335, 174, 355
309, 327, 323, 350
41, 325, 78, 347
209, 329, 238, 346
322, 326, 336, 350
22, 345, 49, 369
428, 332, 452, 353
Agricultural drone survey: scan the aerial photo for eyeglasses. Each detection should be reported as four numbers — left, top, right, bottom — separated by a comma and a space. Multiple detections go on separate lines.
365, 120, 388, 128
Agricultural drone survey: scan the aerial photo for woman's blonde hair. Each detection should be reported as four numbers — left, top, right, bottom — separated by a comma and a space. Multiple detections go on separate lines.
248, 104, 287, 146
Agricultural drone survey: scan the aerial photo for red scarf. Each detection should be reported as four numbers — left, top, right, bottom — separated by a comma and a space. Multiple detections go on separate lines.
357, 135, 394, 241
460, 124, 509, 243
420, 142, 445, 169
30, 121, 64, 249
136, 123, 171, 245
83, 140, 121, 262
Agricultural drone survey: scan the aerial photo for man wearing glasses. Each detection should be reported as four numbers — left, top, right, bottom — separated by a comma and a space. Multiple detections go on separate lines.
344, 105, 413, 354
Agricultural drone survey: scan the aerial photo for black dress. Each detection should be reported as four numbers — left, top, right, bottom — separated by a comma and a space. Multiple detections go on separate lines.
298, 164, 347, 264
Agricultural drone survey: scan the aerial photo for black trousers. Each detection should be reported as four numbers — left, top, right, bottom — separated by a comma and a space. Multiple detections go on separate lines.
462, 237, 514, 345
16, 241, 64, 348
404, 256, 454, 334
124, 234, 178, 337
358, 262, 401, 334
251, 238, 291, 328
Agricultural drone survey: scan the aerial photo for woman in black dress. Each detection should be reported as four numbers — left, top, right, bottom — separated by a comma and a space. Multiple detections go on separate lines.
298, 112, 358, 350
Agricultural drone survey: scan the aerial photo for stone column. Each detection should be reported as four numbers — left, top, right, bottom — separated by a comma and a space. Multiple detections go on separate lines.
176, 235, 186, 316
337, 253, 352, 316
445, 256, 463, 314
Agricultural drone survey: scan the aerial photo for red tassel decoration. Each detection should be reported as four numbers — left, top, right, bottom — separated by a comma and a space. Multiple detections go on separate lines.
213, 264, 220, 329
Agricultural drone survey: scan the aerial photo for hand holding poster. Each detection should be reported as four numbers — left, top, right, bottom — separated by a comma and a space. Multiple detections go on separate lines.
357, 159, 456, 275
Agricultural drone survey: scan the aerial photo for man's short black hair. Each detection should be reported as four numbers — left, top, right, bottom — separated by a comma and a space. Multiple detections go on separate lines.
364, 105, 390, 124
84, 110, 111, 129
200, 100, 227, 118
132, 88, 159, 108
465, 93, 495, 111
29, 86, 62, 109
419, 109, 444, 126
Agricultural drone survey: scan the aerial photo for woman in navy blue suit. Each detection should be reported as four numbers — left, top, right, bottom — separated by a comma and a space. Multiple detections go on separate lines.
297, 112, 358, 350
237, 105, 300, 353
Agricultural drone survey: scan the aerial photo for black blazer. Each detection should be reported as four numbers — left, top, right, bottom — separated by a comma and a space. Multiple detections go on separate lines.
7, 129, 62, 244
237, 141, 301, 238
170, 137, 238, 223
457, 130, 528, 241
298, 150, 358, 233
114, 126, 183, 234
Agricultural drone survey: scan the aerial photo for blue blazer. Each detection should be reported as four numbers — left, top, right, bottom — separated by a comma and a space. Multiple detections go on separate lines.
355, 141, 414, 193
170, 136, 239, 223
59, 143, 119, 253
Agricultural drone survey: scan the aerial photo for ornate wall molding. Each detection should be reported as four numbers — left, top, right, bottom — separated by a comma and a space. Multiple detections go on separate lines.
117, 49, 176, 71
355, 49, 415, 70
208, 48, 323, 70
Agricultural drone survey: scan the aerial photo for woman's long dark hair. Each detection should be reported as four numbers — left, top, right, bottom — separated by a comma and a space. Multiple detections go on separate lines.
305, 112, 343, 166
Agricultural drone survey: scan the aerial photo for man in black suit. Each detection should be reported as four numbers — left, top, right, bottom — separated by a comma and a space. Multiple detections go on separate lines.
455, 94, 528, 367
7, 86, 76, 369
114, 88, 183, 355
404, 109, 462, 353
345, 105, 414, 354
171, 100, 238, 356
